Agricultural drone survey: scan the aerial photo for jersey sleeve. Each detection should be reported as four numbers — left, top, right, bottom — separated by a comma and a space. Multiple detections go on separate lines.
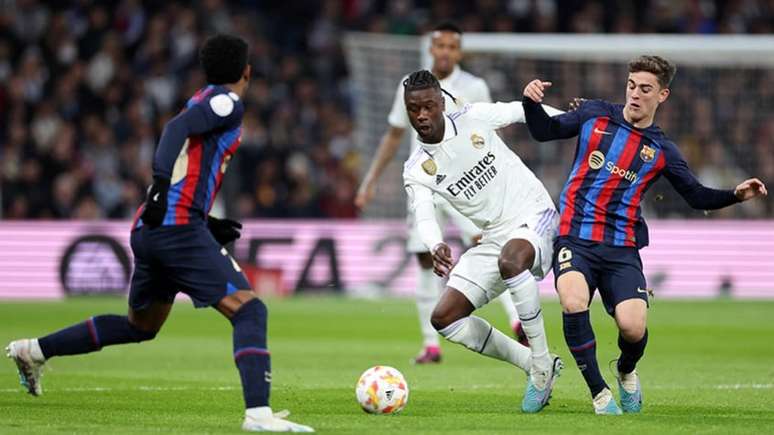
404, 175, 443, 250
466, 101, 564, 129
387, 79, 409, 129
661, 142, 740, 210
153, 92, 244, 179
522, 97, 599, 141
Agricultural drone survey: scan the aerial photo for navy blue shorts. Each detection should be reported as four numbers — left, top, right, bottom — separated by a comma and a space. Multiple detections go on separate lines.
129, 223, 250, 310
553, 236, 648, 316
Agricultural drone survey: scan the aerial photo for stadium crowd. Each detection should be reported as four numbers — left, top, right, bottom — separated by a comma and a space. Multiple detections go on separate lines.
1, 0, 771, 220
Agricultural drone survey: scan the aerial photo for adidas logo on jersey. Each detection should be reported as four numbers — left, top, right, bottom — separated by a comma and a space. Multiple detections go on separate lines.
435, 174, 446, 185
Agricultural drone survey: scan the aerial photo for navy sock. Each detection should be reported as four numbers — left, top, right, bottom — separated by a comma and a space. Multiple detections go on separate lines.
231, 298, 271, 409
563, 310, 608, 397
38, 315, 156, 359
617, 329, 648, 374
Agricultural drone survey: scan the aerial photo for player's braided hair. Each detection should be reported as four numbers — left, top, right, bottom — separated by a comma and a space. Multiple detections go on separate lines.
403, 70, 457, 104
200, 34, 249, 85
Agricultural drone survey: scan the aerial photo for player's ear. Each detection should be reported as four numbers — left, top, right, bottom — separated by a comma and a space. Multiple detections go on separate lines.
243, 64, 251, 81
658, 87, 670, 104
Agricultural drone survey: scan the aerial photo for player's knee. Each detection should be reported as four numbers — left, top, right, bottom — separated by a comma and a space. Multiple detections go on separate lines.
128, 322, 158, 342
431, 306, 461, 332
559, 294, 588, 313
497, 240, 533, 279
618, 320, 646, 342
230, 297, 268, 327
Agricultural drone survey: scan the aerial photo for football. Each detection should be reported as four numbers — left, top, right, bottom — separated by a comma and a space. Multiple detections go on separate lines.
355, 366, 409, 414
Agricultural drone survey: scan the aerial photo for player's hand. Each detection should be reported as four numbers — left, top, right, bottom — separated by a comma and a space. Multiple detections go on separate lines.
355, 181, 375, 210
734, 178, 768, 201
523, 79, 552, 103
568, 97, 586, 111
431, 242, 453, 278
207, 216, 243, 245
140, 176, 170, 228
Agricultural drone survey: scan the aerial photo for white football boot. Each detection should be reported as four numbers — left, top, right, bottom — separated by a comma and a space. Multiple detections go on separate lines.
242, 407, 314, 432
593, 387, 623, 415
6, 339, 46, 396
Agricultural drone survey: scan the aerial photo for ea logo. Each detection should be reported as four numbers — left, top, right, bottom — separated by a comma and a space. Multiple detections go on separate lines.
588, 150, 605, 170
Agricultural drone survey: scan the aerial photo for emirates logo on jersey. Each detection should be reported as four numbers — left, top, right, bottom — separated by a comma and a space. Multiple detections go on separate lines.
446, 152, 497, 200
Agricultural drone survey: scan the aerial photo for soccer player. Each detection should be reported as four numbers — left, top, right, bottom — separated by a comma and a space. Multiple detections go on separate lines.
356, 22, 527, 365
521, 55, 768, 415
6, 35, 314, 432
402, 70, 565, 412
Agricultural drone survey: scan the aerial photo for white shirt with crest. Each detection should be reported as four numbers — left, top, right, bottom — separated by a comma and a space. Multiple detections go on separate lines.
403, 101, 563, 251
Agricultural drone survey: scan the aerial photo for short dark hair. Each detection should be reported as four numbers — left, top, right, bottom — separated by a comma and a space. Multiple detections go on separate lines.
403, 70, 440, 94
199, 34, 249, 85
433, 21, 462, 35
628, 55, 676, 88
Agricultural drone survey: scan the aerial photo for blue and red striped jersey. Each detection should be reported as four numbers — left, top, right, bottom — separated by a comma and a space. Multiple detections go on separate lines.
534, 99, 737, 248
133, 85, 244, 229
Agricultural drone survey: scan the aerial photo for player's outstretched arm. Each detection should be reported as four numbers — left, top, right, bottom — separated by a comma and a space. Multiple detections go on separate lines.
355, 126, 405, 209
522, 79, 581, 141
664, 145, 767, 210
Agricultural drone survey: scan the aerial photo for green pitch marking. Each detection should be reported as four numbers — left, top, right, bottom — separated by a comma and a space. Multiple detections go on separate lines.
1, 296, 773, 434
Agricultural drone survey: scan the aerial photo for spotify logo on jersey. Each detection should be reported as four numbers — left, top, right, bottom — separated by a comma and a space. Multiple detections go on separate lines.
588, 150, 605, 170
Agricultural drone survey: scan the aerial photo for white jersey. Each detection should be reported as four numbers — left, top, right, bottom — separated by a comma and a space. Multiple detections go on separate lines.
388, 65, 491, 154
403, 101, 563, 250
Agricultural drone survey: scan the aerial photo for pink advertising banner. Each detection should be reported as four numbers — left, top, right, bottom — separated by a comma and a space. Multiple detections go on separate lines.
0, 220, 772, 300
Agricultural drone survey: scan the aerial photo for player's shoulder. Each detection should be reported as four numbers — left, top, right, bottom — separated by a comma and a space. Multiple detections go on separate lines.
403, 147, 432, 183
578, 98, 616, 115
187, 85, 244, 120
447, 102, 476, 122
448, 101, 506, 126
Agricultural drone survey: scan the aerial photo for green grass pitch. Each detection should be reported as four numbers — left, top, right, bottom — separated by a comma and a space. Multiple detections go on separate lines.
2, 296, 773, 434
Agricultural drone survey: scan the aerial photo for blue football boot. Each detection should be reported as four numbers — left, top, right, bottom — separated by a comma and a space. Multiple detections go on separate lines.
521, 355, 563, 413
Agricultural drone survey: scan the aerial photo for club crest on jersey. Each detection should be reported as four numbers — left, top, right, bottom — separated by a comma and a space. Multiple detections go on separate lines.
471, 133, 485, 149
640, 145, 656, 162
421, 159, 437, 176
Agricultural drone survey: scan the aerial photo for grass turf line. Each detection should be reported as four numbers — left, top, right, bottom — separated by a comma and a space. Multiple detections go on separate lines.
1, 296, 773, 434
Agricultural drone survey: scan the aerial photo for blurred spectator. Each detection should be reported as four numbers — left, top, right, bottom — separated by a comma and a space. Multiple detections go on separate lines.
0, 1, 771, 220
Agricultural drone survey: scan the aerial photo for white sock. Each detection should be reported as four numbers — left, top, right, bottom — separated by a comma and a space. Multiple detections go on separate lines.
245, 406, 273, 419
496, 292, 520, 327
506, 270, 551, 372
438, 316, 531, 373
30, 338, 45, 362
416, 266, 441, 348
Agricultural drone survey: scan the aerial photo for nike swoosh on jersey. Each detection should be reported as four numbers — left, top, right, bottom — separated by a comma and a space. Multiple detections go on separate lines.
594, 128, 612, 135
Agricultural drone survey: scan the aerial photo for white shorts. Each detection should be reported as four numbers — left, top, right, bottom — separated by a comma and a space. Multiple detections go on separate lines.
406, 197, 480, 253
447, 208, 559, 309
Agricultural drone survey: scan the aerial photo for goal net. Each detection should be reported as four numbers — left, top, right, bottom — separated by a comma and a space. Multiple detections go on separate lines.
344, 33, 774, 220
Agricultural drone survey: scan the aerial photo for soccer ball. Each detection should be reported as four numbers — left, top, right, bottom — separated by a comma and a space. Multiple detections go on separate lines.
355, 365, 409, 414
